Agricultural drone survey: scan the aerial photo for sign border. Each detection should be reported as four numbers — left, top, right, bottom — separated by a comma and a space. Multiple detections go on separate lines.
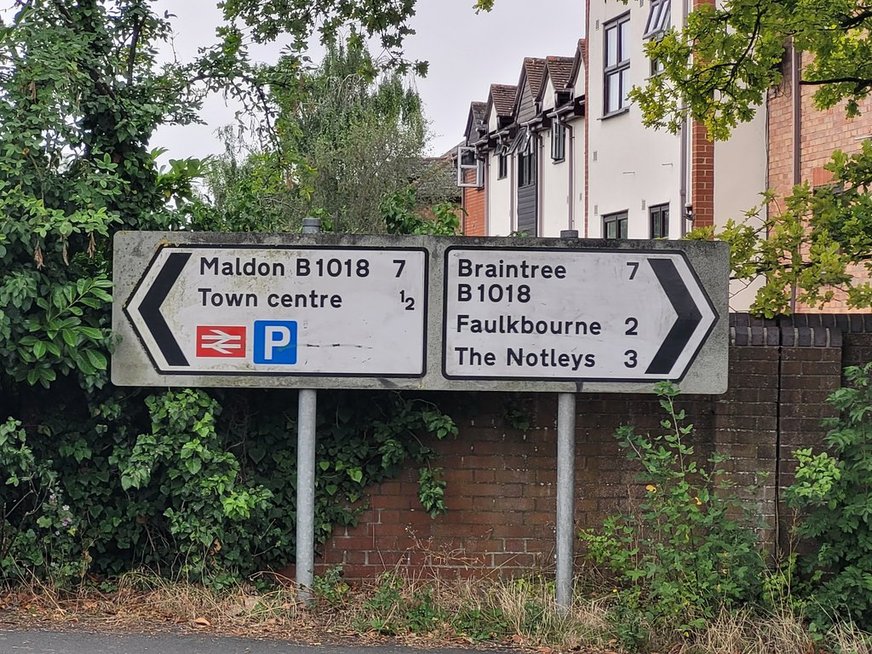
123, 243, 430, 379
440, 245, 719, 383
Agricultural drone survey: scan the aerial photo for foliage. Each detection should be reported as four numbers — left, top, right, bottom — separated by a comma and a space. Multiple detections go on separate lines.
206, 39, 458, 234
381, 187, 460, 236
220, 0, 499, 71
632, 0, 872, 140
0, 0, 459, 587
0, 0, 200, 396
634, 0, 872, 313
351, 572, 510, 638
688, 145, 872, 315
580, 383, 763, 646
785, 363, 872, 630
0, 418, 86, 585
312, 565, 351, 607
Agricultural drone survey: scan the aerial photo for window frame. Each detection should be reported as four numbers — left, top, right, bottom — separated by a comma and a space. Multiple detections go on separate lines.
603, 12, 631, 117
649, 203, 669, 239
517, 133, 536, 188
497, 149, 508, 179
603, 211, 628, 239
551, 122, 566, 162
456, 145, 483, 188
644, 0, 671, 38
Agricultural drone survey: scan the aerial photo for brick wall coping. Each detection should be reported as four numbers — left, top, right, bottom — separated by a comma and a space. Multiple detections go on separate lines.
730, 325, 842, 347
730, 312, 872, 333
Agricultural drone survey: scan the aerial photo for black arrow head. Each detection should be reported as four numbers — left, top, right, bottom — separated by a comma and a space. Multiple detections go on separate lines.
134, 251, 191, 367
645, 258, 703, 376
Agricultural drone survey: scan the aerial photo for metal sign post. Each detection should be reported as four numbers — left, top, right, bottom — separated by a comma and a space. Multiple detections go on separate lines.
555, 230, 578, 611
296, 217, 320, 603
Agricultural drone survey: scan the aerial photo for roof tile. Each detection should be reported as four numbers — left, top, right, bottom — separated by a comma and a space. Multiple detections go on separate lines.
546, 56, 575, 90
490, 84, 517, 117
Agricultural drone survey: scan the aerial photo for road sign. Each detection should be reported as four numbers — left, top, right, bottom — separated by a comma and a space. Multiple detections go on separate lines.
113, 233, 727, 392
120, 242, 427, 378
443, 247, 718, 382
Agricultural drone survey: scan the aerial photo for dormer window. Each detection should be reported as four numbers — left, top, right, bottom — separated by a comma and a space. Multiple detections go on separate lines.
456, 146, 483, 188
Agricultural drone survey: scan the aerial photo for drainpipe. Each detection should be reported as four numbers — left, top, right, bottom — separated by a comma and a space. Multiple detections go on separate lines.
510, 149, 516, 233
790, 41, 801, 313
567, 121, 575, 232
483, 153, 490, 235
791, 42, 801, 187
680, 0, 690, 236
538, 130, 544, 236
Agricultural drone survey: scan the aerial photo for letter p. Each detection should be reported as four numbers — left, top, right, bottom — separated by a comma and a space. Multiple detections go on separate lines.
254, 320, 298, 364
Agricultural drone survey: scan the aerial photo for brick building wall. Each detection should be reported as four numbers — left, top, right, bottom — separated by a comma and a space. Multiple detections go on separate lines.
691, 121, 715, 228
313, 314, 872, 580
462, 168, 486, 236
767, 49, 872, 311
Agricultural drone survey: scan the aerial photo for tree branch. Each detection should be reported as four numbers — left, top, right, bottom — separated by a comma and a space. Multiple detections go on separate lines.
127, 16, 144, 86
800, 76, 872, 87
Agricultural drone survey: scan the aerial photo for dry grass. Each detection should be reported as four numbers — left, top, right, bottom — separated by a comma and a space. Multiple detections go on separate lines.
1, 570, 872, 654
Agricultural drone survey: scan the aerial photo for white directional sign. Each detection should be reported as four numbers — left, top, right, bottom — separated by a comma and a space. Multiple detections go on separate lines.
442, 247, 718, 382
123, 245, 427, 377
113, 233, 727, 392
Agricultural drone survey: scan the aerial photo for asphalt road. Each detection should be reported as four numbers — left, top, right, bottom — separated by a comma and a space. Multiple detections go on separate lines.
0, 630, 517, 653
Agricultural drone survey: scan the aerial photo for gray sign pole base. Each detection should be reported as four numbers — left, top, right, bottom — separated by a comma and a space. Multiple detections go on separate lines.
556, 391, 577, 611
296, 217, 321, 602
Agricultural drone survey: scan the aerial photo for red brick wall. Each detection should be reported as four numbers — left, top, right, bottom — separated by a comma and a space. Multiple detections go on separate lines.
462, 168, 486, 236
687, 0, 716, 228
691, 120, 715, 228
767, 49, 872, 311
313, 317, 869, 580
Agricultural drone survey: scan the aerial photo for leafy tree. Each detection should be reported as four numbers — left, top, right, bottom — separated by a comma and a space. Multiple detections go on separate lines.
631, 0, 872, 314
0, 1, 458, 584
0, 0, 201, 397
204, 39, 458, 234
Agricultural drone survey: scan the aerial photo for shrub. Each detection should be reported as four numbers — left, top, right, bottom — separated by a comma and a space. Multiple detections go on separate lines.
580, 382, 764, 646
786, 362, 872, 630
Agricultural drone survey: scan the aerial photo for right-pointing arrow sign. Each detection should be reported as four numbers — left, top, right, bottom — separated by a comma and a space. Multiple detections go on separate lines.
645, 258, 704, 375
442, 247, 719, 383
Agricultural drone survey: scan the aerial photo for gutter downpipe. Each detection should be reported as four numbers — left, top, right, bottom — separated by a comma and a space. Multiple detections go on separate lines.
679, 0, 690, 236
538, 130, 544, 236
567, 121, 575, 231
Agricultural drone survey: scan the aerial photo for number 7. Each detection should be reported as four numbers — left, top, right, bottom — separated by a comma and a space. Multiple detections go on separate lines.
393, 259, 406, 278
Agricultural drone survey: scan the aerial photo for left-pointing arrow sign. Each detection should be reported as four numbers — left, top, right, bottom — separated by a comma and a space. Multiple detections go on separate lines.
126, 251, 191, 368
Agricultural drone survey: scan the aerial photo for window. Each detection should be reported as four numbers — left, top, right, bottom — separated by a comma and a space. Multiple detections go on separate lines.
604, 13, 631, 115
551, 122, 566, 162
497, 150, 508, 179
456, 145, 482, 188
644, 0, 671, 37
645, 0, 670, 76
603, 211, 628, 239
518, 133, 536, 187
650, 203, 669, 238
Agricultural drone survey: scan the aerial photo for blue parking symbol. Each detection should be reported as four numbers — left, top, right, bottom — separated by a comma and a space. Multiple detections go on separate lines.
253, 320, 298, 365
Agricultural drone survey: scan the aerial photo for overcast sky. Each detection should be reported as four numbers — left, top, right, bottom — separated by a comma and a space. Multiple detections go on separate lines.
151, 0, 584, 161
